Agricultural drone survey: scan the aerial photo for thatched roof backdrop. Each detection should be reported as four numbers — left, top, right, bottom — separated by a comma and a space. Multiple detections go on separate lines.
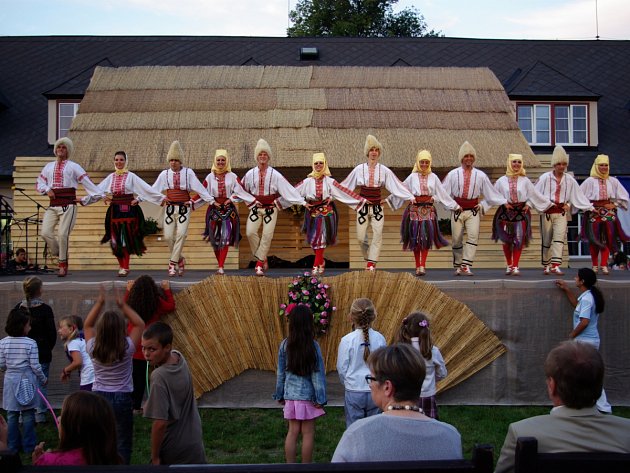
69, 65, 538, 172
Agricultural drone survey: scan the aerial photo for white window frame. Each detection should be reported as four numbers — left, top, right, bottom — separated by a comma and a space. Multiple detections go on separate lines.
57, 101, 80, 139
517, 102, 589, 147
555, 104, 588, 146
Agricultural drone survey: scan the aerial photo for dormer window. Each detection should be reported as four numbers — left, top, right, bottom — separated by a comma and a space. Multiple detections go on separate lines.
58, 101, 80, 138
517, 103, 588, 146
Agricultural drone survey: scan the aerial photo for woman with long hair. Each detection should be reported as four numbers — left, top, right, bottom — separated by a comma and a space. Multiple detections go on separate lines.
555, 267, 611, 413
32, 391, 122, 465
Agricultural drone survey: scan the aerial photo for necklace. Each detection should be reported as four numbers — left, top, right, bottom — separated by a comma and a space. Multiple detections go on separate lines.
387, 404, 423, 413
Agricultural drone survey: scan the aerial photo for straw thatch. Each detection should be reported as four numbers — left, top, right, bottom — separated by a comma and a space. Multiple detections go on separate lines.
69, 65, 537, 172
167, 271, 506, 398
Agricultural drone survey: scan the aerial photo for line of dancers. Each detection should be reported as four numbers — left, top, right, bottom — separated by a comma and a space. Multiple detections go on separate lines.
37, 136, 629, 277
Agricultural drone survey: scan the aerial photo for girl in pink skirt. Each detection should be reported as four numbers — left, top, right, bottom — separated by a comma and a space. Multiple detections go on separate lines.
273, 304, 327, 463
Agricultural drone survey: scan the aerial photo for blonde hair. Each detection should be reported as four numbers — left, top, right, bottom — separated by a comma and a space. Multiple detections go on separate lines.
59, 315, 80, 350
22, 276, 43, 307
396, 311, 434, 360
349, 298, 377, 361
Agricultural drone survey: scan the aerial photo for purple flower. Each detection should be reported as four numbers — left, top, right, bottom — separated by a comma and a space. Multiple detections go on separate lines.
291, 293, 298, 300
311, 278, 317, 284
321, 311, 327, 317
332, 306, 337, 311
302, 289, 309, 295
323, 284, 329, 289
320, 318, 328, 325
324, 302, 329, 308
315, 294, 322, 300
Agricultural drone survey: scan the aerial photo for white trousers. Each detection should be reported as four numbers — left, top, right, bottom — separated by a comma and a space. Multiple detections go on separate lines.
246, 208, 278, 262
355, 205, 385, 263
163, 205, 190, 263
450, 210, 480, 268
540, 213, 567, 266
40, 205, 77, 263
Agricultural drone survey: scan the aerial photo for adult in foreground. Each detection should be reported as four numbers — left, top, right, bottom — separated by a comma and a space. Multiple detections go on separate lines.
442, 141, 506, 276
579, 154, 629, 275
341, 135, 414, 272
241, 139, 305, 276
332, 343, 462, 462
84, 151, 165, 277
495, 340, 630, 473
535, 146, 593, 275
36, 137, 103, 276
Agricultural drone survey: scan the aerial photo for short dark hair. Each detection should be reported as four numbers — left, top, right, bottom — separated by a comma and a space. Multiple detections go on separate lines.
142, 321, 173, 346
544, 340, 604, 408
5, 308, 30, 337
368, 343, 426, 402
15, 248, 26, 256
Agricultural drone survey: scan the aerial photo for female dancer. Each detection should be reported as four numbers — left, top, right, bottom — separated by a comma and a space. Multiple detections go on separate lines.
492, 154, 551, 276
294, 153, 366, 274
197, 150, 255, 274
555, 268, 611, 413
579, 154, 629, 275
85, 151, 165, 277
391, 150, 460, 276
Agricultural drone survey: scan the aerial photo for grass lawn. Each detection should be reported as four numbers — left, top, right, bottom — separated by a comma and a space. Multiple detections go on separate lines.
20, 406, 630, 465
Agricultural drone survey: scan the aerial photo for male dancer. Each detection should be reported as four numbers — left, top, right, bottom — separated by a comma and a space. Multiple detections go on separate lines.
442, 141, 506, 276
535, 145, 593, 275
36, 137, 103, 276
341, 135, 414, 271
241, 139, 305, 276
152, 141, 214, 276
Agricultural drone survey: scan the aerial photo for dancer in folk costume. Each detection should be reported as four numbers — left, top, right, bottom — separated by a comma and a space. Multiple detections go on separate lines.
341, 135, 414, 271
196, 149, 255, 275
390, 150, 461, 276
293, 153, 366, 275
36, 137, 104, 276
535, 146, 593, 275
84, 151, 165, 277
492, 154, 551, 276
580, 154, 630, 275
152, 141, 215, 277
241, 139, 305, 276
442, 141, 507, 276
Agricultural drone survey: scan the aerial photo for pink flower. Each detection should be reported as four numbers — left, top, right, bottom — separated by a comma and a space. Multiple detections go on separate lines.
311, 278, 317, 284
316, 294, 322, 300
324, 302, 329, 308
302, 289, 310, 295
332, 306, 337, 311
280, 303, 287, 309
320, 319, 328, 325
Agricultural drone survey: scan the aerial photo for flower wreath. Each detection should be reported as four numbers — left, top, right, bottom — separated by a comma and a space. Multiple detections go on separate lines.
279, 272, 336, 337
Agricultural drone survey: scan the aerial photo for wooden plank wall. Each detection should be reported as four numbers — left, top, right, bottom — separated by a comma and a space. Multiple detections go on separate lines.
12, 158, 561, 271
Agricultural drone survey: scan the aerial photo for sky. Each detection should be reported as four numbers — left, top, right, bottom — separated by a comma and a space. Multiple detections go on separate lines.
1, 0, 628, 40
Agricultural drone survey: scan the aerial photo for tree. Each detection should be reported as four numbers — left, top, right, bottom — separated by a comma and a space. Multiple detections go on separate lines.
287, 0, 441, 38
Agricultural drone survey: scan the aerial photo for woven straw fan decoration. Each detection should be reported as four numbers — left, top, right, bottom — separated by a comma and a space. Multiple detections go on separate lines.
167, 271, 506, 398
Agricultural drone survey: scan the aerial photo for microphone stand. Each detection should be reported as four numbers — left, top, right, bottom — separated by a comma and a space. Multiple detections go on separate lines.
13, 188, 51, 273
0, 194, 14, 273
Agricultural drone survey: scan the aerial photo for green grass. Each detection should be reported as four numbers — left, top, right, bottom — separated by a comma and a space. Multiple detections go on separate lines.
19, 406, 630, 465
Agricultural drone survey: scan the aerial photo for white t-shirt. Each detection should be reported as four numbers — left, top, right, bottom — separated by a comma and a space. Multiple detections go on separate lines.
67, 338, 95, 386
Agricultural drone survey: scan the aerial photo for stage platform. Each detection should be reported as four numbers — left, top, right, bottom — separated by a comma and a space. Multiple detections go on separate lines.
1, 268, 629, 409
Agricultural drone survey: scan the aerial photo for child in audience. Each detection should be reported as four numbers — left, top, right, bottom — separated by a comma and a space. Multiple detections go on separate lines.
337, 298, 386, 427
0, 308, 47, 453
396, 311, 447, 419
273, 304, 327, 463
84, 285, 144, 464
32, 391, 122, 465
58, 316, 94, 391
125, 276, 175, 412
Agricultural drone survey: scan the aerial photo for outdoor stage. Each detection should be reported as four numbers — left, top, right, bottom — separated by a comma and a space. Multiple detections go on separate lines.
1, 268, 629, 408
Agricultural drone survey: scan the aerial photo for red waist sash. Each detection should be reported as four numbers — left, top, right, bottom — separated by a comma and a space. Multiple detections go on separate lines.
359, 186, 381, 204
111, 193, 134, 205
166, 189, 190, 204
414, 195, 433, 205
454, 197, 479, 210
50, 187, 76, 206
591, 199, 612, 208
546, 203, 566, 214
254, 194, 279, 207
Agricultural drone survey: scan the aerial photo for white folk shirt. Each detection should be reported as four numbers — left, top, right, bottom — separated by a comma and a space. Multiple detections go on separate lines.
390, 172, 459, 211
36, 159, 102, 198
241, 165, 305, 209
535, 172, 593, 212
442, 167, 507, 213
340, 163, 414, 206
493, 175, 552, 213
580, 177, 629, 210
293, 176, 366, 211
195, 171, 256, 208
152, 167, 214, 203
82, 171, 165, 206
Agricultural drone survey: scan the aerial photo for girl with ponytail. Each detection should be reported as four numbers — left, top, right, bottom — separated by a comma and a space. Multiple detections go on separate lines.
336, 298, 386, 427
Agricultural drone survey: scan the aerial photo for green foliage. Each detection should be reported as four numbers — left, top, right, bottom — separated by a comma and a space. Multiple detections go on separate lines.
142, 217, 159, 235
288, 0, 441, 38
